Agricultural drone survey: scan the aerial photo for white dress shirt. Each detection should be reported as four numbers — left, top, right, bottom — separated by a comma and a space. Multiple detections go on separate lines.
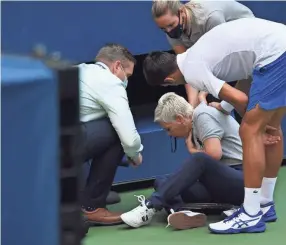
78, 62, 143, 160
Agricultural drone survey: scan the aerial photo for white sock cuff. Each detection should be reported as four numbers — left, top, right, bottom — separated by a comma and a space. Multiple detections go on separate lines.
244, 187, 261, 215
245, 187, 261, 194
263, 177, 277, 183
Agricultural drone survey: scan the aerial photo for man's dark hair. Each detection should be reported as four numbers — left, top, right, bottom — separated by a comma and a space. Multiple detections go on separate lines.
95, 43, 136, 67
143, 51, 177, 86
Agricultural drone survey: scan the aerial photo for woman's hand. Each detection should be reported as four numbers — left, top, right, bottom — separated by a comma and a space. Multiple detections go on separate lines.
185, 130, 197, 153
208, 102, 230, 115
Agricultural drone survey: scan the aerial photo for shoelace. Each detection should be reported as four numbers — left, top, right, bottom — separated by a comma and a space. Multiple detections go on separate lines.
224, 208, 237, 216
165, 209, 175, 228
134, 194, 146, 204
223, 208, 242, 223
132, 195, 148, 213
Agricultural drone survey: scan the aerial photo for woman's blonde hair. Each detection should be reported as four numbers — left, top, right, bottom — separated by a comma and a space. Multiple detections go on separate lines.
151, 0, 183, 18
154, 92, 194, 123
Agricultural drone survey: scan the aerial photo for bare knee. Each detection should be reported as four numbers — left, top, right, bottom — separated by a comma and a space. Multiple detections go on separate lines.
239, 121, 263, 141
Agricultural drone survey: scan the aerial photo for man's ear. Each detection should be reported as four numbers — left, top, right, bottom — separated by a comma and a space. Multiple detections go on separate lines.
110, 60, 122, 75
164, 77, 176, 83
164, 77, 178, 87
114, 60, 121, 70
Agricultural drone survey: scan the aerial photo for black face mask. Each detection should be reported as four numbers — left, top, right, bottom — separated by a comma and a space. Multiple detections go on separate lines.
166, 13, 183, 39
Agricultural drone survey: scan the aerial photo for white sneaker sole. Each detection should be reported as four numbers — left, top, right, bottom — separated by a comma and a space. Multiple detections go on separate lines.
168, 212, 207, 230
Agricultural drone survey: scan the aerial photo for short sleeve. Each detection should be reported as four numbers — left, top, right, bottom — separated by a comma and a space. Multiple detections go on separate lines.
205, 11, 226, 32
196, 113, 224, 142
183, 62, 225, 99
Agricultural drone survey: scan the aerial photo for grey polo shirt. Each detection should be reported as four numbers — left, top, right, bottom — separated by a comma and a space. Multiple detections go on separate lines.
192, 102, 243, 166
167, 0, 254, 49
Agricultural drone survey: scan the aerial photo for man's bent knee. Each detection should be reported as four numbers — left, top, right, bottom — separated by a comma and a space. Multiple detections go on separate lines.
239, 122, 259, 140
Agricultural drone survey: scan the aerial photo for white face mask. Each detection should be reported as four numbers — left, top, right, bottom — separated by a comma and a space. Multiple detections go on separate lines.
120, 64, 128, 89
122, 77, 128, 88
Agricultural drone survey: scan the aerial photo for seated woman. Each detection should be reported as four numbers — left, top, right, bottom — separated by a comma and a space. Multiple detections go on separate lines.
121, 91, 279, 230
120, 91, 244, 229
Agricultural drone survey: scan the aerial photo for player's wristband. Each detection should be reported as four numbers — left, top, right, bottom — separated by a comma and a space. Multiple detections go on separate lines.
220, 101, 234, 114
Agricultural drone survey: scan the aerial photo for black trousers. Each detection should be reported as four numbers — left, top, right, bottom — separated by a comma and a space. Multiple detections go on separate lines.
151, 153, 244, 211
77, 118, 124, 209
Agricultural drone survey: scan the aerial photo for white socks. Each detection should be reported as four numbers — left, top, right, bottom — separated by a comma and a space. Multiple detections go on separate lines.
243, 188, 261, 215
243, 177, 277, 216
261, 177, 277, 204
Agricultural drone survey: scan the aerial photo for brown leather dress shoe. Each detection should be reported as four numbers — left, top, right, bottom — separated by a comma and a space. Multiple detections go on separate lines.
84, 208, 123, 226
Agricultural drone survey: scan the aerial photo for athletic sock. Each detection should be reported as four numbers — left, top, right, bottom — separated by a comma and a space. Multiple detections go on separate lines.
145, 199, 155, 209
260, 177, 277, 205
243, 188, 261, 216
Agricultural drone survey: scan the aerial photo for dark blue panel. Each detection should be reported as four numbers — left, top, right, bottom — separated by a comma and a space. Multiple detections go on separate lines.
2, 1, 286, 62
114, 131, 190, 183
1, 56, 59, 245
1, 1, 170, 61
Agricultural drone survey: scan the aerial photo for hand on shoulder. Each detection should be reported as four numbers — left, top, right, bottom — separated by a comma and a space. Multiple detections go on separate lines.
198, 91, 208, 104
208, 102, 230, 115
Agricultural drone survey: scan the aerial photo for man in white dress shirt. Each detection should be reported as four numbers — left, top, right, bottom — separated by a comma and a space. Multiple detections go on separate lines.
76, 43, 143, 225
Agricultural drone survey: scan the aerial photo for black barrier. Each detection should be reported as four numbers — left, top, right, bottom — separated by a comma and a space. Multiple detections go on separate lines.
47, 59, 87, 244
